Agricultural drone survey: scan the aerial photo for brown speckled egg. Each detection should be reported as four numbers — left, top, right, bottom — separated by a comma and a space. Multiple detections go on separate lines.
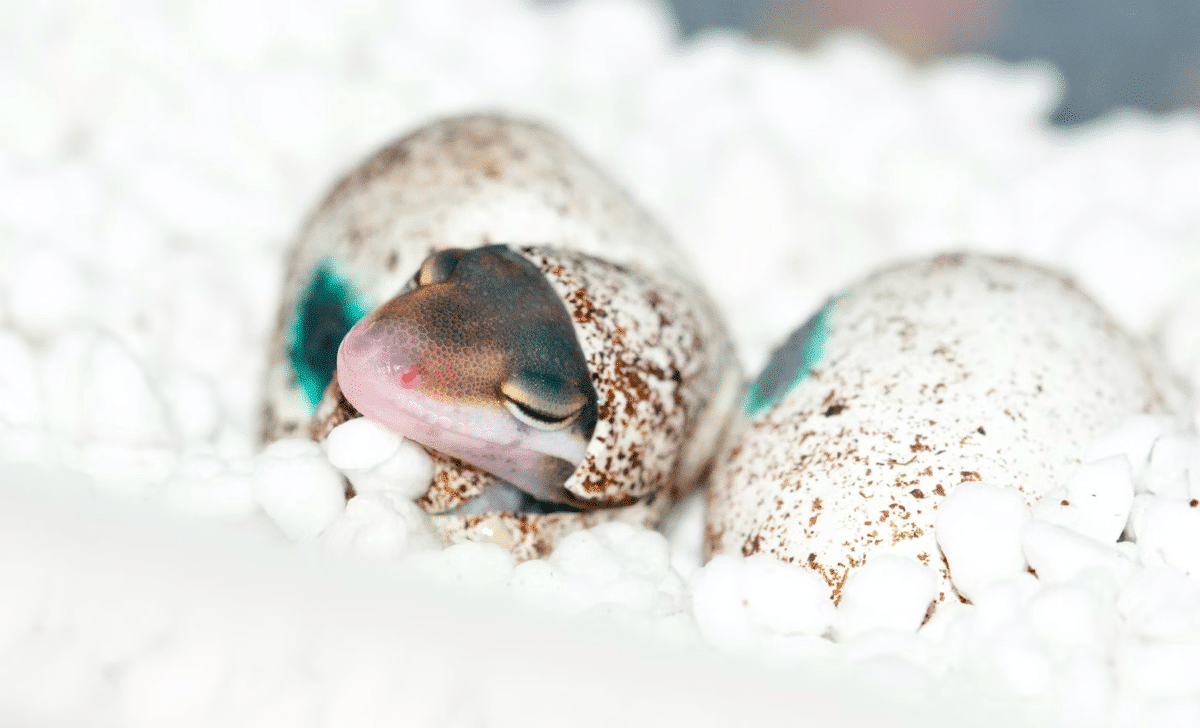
705, 253, 1177, 603
263, 114, 742, 560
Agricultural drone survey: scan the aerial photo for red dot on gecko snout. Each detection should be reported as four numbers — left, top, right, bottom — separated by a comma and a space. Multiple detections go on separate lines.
399, 368, 421, 388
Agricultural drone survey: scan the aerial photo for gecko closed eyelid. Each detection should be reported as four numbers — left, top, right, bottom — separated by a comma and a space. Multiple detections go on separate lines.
261, 114, 743, 560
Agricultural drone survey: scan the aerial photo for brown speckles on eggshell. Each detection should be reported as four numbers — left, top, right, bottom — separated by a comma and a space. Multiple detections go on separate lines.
522, 246, 732, 507
263, 115, 743, 559
416, 452, 492, 513
429, 489, 675, 562
706, 253, 1172, 604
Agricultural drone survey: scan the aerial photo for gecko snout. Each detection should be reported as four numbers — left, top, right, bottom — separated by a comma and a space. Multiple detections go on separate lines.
336, 315, 422, 421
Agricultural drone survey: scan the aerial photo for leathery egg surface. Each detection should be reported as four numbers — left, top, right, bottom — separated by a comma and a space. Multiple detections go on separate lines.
705, 253, 1176, 604
264, 115, 742, 561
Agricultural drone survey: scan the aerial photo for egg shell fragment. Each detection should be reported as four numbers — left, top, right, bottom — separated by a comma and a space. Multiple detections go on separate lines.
706, 253, 1173, 603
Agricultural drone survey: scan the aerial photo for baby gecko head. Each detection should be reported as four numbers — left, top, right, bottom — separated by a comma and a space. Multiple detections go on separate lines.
336, 245, 599, 507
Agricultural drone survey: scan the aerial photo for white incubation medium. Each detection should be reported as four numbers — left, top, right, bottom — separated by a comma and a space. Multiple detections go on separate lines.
0, 466, 1039, 728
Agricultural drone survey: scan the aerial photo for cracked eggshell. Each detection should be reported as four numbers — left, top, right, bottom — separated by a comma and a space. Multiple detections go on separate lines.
263, 115, 742, 560
706, 253, 1175, 603
425, 245, 739, 561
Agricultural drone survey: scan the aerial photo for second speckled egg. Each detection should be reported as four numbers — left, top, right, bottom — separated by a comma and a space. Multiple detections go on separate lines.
705, 253, 1177, 603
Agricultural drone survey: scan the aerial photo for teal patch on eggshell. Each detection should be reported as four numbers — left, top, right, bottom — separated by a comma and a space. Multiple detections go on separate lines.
745, 297, 840, 418
288, 259, 372, 410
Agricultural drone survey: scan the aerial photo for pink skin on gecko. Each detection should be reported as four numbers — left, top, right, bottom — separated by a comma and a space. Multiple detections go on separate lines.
335, 245, 599, 508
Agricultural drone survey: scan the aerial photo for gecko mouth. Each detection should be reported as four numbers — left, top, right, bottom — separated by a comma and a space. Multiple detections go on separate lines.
336, 317, 594, 507
314, 373, 589, 517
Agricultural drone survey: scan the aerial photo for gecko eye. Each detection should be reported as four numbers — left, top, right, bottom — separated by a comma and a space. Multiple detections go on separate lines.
416, 249, 465, 286
501, 369, 587, 431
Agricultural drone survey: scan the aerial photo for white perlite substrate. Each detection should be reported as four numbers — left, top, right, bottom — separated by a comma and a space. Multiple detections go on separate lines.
3, 0, 1200, 725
